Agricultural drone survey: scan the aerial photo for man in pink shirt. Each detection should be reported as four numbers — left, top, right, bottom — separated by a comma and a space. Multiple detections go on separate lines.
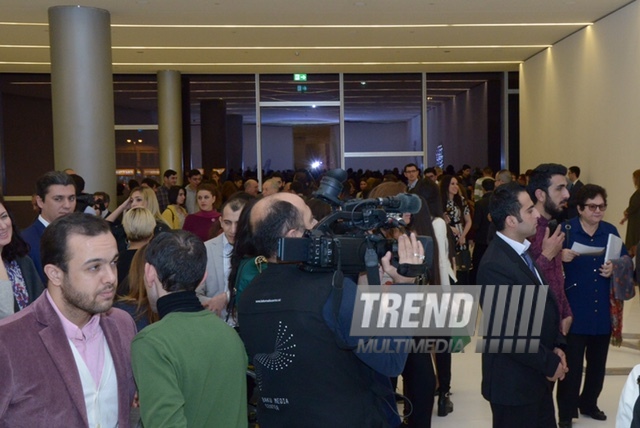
0, 213, 137, 427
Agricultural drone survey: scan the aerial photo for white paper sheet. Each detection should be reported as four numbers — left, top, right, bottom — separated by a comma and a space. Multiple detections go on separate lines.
605, 233, 623, 261
570, 241, 605, 256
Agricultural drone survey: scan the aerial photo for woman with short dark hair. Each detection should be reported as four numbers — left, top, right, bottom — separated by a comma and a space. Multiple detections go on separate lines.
162, 186, 188, 229
558, 184, 633, 426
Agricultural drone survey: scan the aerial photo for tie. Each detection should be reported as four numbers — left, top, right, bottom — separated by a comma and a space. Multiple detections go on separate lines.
521, 250, 537, 275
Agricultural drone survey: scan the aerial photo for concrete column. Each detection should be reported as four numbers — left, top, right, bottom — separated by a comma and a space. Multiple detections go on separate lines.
48, 6, 115, 197
157, 70, 183, 182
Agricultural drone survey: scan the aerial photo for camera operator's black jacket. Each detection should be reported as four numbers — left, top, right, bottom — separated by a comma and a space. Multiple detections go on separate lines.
238, 263, 390, 427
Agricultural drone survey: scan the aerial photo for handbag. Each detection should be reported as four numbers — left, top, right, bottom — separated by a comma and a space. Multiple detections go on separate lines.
455, 248, 472, 272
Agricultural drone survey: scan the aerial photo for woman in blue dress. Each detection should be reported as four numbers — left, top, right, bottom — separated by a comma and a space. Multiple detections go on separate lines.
557, 184, 630, 426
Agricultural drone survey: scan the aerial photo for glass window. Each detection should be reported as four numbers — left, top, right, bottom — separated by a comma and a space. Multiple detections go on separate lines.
343, 74, 423, 153
260, 106, 340, 172
115, 129, 159, 181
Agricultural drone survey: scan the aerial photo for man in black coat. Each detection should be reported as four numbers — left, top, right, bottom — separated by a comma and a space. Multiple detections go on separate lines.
471, 177, 495, 283
477, 182, 568, 428
565, 166, 584, 219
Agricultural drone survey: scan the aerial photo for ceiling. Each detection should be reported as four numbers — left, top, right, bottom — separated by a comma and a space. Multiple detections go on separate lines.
0, 0, 632, 74
0, 0, 633, 124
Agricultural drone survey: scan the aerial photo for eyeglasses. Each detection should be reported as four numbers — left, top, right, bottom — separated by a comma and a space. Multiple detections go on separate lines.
583, 203, 607, 212
405, 169, 418, 174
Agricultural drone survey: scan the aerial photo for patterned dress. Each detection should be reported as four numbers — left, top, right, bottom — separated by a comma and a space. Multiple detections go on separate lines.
445, 198, 470, 252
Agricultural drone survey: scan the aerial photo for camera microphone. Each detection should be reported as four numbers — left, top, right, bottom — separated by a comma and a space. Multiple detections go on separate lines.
375, 193, 422, 213
345, 193, 422, 214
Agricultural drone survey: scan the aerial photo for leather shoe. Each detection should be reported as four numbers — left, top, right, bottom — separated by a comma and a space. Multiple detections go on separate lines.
580, 408, 607, 421
437, 392, 453, 416
558, 420, 572, 428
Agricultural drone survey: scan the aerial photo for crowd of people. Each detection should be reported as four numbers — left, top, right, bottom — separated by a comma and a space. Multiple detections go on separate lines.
0, 162, 639, 428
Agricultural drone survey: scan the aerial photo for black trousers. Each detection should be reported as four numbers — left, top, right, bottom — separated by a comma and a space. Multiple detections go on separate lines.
434, 339, 451, 393
402, 348, 436, 428
556, 333, 610, 420
471, 243, 488, 284
490, 388, 557, 428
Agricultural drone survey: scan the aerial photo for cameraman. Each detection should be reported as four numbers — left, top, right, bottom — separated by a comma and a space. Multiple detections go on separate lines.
69, 173, 97, 215
238, 192, 425, 428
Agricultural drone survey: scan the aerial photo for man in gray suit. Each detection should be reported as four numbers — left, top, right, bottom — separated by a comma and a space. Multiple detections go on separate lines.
0, 213, 137, 427
196, 197, 247, 323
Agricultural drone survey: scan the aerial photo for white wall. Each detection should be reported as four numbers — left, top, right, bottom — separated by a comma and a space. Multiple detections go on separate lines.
345, 121, 414, 152
343, 120, 422, 171
521, 1, 640, 233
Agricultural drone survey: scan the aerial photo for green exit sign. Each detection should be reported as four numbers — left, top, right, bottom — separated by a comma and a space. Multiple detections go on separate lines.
293, 74, 307, 81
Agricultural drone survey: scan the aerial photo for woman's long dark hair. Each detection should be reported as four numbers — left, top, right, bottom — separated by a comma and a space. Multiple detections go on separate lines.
439, 174, 464, 214
167, 185, 184, 205
414, 178, 456, 262
407, 195, 441, 285
226, 198, 259, 316
414, 178, 444, 219
0, 195, 30, 262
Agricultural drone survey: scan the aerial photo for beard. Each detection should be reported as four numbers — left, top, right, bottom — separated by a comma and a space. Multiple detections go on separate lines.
61, 276, 115, 316
544, 195, 565, 218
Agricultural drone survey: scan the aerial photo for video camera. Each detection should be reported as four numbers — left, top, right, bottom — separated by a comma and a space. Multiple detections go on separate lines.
75, 193, 106, 213
277, 169, 433, 277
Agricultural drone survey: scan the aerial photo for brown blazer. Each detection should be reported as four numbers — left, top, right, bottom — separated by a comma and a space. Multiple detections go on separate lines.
0, 292, 137, 427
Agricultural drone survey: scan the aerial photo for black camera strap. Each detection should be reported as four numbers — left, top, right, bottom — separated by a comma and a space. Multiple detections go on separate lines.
365, 246, 380, 286
330, 239, 357, 350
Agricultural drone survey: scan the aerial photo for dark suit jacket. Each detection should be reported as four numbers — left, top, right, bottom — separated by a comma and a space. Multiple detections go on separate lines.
0, 293, 137, 427
477, 235, 563, 406
566, 179, 584, 219
21, 219, 46, 284
13, 255, 44, 312
472, 192, 492, 245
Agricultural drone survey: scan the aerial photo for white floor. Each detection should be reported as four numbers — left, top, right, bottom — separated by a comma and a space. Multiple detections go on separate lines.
399, 293, 640, 428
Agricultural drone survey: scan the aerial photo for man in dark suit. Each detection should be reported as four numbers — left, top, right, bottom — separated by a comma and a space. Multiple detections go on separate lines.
0, 213, 137, 427
471, 177, 495, 283
21, 171, 76, 283
477, 182, 568, 428
566, 166, 584, 219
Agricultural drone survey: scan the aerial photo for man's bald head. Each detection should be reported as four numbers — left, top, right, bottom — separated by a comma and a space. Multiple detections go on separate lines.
250, 193, 312, 259
244, 179, 259, 196
261, 179, 279, 197
251, 192, 315, 231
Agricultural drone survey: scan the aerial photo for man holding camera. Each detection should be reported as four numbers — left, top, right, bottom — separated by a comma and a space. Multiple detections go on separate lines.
238, 192, 425, 427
